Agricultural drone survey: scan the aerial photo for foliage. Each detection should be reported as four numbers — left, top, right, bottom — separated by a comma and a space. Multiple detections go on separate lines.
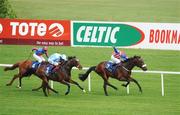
0, 0, 17, 18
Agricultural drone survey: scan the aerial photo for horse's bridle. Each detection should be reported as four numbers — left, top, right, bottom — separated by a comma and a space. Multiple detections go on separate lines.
122, 66, 130, 72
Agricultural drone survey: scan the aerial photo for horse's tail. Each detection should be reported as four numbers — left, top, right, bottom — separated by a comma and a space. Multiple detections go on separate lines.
79, 66, 96, 81
4, 62, 20, 71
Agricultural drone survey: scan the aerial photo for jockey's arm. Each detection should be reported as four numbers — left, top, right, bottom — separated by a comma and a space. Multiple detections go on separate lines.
121, 54, 128, 61
45, 52, 49, 58
32, 48, 38, 51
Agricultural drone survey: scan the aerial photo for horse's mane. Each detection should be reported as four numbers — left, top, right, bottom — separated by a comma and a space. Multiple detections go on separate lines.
123, 55, 141, 63
63, 56, 76, 66
68, 56, 76, 60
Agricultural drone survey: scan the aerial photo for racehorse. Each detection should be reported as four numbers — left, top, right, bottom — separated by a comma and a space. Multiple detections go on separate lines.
79, 55, 147, 96
32, 56, 85, 94
4, 56, 83, 96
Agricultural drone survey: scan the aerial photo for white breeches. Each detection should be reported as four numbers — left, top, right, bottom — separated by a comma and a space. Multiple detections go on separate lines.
48, 59, 59, 66
111, 55, 121, 64
33, 53, 45, 63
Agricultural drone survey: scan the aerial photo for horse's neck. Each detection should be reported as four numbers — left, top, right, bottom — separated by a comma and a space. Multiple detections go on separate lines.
123, 59, 135, 71
64, 62, 73, 71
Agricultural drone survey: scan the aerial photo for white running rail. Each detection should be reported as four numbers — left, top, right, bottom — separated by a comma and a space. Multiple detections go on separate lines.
1, 64, 180, 96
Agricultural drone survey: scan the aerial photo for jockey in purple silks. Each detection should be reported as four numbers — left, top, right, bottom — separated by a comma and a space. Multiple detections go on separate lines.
32, 46, 49, 63
111, 47, 128, 65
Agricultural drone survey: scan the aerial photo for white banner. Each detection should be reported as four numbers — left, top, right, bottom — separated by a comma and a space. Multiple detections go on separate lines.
72, 21, 180, 50
122, 22, 180, 50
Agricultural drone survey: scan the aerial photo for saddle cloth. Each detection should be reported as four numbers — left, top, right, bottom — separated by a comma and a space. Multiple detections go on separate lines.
45, 64, 55, 76
105, 61, 118, 74
32, 61, 40, 69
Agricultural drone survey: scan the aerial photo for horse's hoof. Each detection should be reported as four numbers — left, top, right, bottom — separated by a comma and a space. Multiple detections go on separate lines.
121, 84, 127, 87
32, 89, 37, 91
55, 91, 59, 94
65, 92, 69, 95
16, 86, 21, 89
44, 94, 48, 97
6, 84, 10, 86
82, 89, 86, 93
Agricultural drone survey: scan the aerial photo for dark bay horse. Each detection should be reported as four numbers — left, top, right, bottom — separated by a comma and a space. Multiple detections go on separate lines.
79, 56, 147, 96
32, 56, 85, 94
4, 56, 84, 96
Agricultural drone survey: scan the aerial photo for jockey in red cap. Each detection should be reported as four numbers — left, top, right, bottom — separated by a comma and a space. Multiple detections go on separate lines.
32, 46, 49, 63
111, 47, 128, 64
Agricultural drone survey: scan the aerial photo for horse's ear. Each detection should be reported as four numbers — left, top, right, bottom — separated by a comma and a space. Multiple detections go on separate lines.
68, 56, 72, 60
68, 56, 76, 60
134, 55, 140, 58
134, 55, 137, 58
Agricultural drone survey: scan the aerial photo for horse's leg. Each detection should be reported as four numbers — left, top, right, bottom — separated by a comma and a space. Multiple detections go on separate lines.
40, 76, 50, 96
41, 78, 58, 95
101, 73, 118, 90
69, 79, 86, 93
6, 74, 20, 86
106, 82, 118, 90
17, 76, 23, 88
103, 81, 108, 96
59, 80, 70, 95
130, 77, 142, 93
100, 72, 118, 96
42, 82, 48, 97
46, 83, 59, 94
122, 81, 130, 87
32, 81, 43, 91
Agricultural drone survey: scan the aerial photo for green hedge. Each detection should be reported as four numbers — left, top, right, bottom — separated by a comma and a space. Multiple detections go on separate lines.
0, 0, 17, 18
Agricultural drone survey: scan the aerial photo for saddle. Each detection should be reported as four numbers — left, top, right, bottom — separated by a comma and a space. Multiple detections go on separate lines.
105, 61, 121, 74
32, 61, 40, 69
45, 64, 57, 76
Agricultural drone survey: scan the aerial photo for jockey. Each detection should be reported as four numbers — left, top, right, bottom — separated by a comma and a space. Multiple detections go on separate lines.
111, 47, 128, 65
48, 53, 67, 66
32, 46, 49, 63
46, 53, 67, 75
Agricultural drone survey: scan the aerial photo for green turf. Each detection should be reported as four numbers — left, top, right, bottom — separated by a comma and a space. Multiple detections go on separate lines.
0, 0, 180, 115
8, 0, 180, 23
0, 45, 180, 115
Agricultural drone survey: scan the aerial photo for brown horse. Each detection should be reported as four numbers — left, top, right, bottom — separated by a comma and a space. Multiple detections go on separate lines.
4, 60, 62, 96
79, 55, 147, 96
4, 60, 34, 88
4, 56, 83, 96
32, 56, 85, 93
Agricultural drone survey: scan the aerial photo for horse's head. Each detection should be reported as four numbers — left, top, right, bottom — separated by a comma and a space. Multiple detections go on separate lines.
132, 56, 147, 71
67, 56, 82, 70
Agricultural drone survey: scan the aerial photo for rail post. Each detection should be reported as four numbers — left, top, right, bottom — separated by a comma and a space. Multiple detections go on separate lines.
161, 73, 164, 96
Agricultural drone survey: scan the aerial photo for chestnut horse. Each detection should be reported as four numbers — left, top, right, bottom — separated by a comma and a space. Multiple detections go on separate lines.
79, 56, 147, 96
4, 56, 83, 96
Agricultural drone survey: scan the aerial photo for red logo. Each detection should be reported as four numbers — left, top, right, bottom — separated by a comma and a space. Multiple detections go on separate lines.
0, 19, 71, 46
48, 23, 64, 37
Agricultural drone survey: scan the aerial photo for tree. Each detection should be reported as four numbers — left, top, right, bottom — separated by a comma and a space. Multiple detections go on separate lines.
0, 0, 17, 18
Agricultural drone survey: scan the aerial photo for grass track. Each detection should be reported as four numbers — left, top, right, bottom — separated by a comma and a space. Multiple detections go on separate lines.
0, 46, 180, 115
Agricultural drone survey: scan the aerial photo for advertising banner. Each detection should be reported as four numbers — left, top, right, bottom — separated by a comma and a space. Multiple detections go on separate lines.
72, 21, 180, 50
0, 18, 71, 46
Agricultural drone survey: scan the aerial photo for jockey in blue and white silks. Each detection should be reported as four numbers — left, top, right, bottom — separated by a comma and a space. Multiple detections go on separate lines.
32, 46, 49, 63
46, 53, 67, 75
111, 47, 128, 64
48, 53, 67, 66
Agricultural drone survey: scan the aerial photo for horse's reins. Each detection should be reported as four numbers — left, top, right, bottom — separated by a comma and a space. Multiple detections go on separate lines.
27, 51, 33, 60
122, 66, 130, 72
122, 64, 147, 72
